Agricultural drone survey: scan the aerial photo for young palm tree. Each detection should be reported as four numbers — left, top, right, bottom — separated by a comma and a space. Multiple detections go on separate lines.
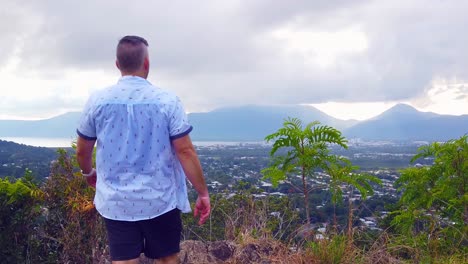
262, 117, 348, 225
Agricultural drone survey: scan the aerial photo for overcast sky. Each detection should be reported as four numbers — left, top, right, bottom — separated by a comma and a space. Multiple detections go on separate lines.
1, 0, 467, 120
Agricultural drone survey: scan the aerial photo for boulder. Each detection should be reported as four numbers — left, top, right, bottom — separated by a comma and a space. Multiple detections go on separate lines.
180, 240, 235, 263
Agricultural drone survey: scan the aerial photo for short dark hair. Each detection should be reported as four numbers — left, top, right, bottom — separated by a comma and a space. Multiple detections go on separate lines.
116, 36, 149, 72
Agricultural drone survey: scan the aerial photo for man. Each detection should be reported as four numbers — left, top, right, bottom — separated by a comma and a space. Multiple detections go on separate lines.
76, 35, 210, 264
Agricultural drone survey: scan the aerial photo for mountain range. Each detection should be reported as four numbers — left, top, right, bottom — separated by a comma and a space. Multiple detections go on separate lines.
188, 105, 357, 141
345, 104, 468, 141
0, 104, 466, 142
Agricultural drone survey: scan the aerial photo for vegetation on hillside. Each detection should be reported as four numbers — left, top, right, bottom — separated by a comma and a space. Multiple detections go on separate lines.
0, 120, 466, 263
0, 140, 56, 179
385, 135, 468, 261
261, 117, 382, 242
262, 118, 348, 225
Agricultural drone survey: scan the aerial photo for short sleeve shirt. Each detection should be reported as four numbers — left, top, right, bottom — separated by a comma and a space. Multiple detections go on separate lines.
77, 76, 192, 221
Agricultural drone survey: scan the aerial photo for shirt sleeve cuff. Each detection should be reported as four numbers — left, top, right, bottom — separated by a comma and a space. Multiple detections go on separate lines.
170, 126, 193, 141
77, 129, 97, 141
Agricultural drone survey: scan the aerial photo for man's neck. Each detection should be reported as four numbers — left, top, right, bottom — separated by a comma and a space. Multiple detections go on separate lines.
121, 72, 147, 79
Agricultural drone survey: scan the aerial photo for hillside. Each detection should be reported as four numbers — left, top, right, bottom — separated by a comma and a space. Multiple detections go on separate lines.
1, 132, 467, 263
0, 140, 57, 179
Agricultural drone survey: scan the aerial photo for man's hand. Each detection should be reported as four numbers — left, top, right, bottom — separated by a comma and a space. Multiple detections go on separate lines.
173, 135, 211, 225
85, 170, 97, 188
194, 196, 211, 225
76, 136, 97, 188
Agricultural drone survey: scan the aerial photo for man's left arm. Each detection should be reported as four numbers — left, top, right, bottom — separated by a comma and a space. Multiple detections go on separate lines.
76, 136, 97, 187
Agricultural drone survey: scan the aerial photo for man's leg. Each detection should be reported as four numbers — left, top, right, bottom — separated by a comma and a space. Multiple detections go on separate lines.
142, 209, 182, 262
154, 253, 179, 264
104, 218, 144, 262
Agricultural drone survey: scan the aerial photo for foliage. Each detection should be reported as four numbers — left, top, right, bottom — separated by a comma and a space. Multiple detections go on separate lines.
390, 135, 468, 258
39, 148, 108, 263
263, 118, 348, 186
182, 187, 301, 243
262, 117, 348, 224
307, 235, 355, 264
326, 157, 380, 206
0, 148, 107, 263
0, 170, 43, 263
325, 156, 381, 235
2, 135, 468, 262
0, 139, 57, 179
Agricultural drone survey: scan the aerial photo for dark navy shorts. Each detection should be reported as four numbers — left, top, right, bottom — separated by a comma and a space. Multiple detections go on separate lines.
103, 209, 182, 261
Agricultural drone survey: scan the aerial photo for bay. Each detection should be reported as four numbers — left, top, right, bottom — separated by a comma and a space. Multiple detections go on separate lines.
0, 137, 76, 148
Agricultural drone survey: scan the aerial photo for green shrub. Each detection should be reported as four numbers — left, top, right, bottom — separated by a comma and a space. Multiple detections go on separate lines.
0, 172, 43, 263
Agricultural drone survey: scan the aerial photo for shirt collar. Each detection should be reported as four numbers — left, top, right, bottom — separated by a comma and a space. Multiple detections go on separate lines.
118, 75, 149, 84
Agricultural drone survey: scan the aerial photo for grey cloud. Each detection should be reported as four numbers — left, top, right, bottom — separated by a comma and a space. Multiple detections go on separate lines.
1, 0, 467, 115
0, 2, 40, 65
15, 1, 264, 74
0, 94, 83, 118
360, 1, 468, 97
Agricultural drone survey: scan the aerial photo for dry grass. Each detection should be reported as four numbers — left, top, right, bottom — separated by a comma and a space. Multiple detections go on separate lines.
227, 236, 313, 264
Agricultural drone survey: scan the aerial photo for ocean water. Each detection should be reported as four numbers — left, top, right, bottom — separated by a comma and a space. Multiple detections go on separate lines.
0, 137, 76, 148
0, 137, 265, 148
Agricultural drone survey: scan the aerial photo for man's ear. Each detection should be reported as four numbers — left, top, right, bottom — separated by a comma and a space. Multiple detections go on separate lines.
144, 57, 150, 71
115, 60, 120, 70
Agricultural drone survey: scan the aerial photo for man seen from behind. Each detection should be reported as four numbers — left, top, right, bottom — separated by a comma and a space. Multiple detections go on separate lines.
76, 35, 210, 264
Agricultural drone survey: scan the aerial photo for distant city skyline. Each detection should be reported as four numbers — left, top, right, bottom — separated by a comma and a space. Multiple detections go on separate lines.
1, 1, 467, 120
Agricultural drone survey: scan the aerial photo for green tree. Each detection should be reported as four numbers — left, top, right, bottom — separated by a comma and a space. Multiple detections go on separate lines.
391, 135, 468, 256
262, 117, 347, 225
325, 156, 381, 238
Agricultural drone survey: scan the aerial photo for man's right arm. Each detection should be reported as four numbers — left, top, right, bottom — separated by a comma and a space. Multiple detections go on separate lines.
172, 134, 210, 225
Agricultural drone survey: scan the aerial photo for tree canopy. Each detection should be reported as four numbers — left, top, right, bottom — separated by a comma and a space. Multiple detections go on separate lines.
391, 135, 468, 255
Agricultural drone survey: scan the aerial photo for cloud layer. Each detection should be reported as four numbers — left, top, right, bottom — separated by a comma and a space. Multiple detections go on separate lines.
1, 0, 467, 118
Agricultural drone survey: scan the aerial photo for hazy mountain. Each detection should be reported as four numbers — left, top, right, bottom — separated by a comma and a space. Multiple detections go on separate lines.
344, 104, 468, 141
0, 105, 354, 141
188, 105, 356, 141
0, 104, 466, 142
0, 112, 81, 138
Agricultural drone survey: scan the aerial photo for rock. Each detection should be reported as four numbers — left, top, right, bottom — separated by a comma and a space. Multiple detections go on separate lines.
238, 243, 261, 263
180, 240, 235, 264
208, 240, 236, 261
179, 240, 210, 264
97, 239, 289, 263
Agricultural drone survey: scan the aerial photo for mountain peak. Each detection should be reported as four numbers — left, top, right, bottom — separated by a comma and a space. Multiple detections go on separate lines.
389, 103, 417, 112
345, 103, 468, 141
374, 103, 427, 120
382, 103, 420, 116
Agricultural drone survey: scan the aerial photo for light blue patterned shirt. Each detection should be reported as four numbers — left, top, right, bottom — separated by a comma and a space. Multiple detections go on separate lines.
77, 76, 192, 221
